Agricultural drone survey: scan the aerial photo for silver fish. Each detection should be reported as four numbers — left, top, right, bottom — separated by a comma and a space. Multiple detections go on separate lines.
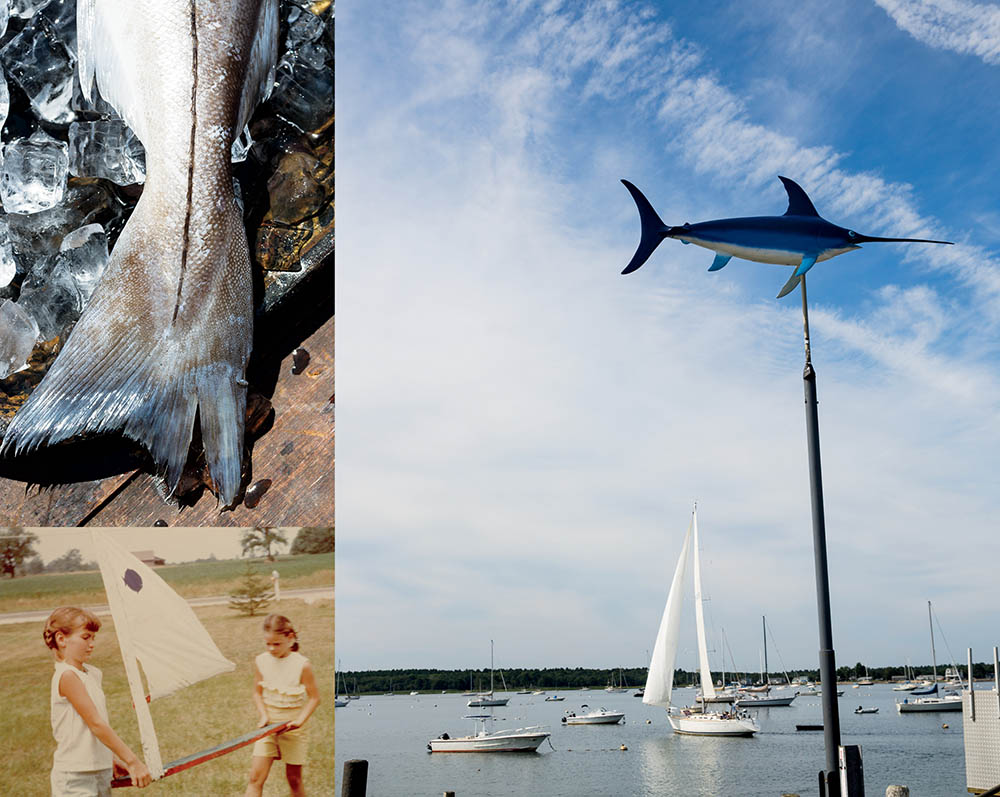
1, 0, 278, 506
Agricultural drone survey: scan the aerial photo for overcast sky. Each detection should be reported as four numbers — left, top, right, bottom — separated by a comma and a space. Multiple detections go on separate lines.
337, 0, 1000, 675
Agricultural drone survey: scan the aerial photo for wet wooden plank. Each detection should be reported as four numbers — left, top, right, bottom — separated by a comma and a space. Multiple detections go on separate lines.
0, 316, 333, 527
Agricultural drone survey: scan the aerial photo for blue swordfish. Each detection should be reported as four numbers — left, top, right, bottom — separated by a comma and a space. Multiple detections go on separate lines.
620, 176, 953, 297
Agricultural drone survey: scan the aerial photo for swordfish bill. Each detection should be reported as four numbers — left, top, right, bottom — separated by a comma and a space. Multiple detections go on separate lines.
620, 176, 952, 298
0, 0, 279, 506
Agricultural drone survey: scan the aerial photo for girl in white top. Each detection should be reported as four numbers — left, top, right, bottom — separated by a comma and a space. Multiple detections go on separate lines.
244, 614, 321, 797
45, 607, 151, 796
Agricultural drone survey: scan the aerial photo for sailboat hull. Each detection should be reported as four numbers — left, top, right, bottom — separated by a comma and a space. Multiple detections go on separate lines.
668, 714, 759, 736
896, 696, 962, 712
734, 695, 796, 707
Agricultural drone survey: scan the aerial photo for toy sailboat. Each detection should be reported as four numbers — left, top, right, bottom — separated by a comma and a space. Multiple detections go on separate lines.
91, 531, 287, 787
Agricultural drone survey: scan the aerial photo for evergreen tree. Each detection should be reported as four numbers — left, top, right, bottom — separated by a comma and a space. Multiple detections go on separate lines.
228, 560, 274, 616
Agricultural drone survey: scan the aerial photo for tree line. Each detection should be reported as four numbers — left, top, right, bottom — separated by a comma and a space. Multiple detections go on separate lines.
0, 526, 334, 578
340, 662, 997, 694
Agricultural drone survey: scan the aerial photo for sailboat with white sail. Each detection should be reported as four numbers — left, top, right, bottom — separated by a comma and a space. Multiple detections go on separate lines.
90, 531, 289, 786
643, 505, 759, 736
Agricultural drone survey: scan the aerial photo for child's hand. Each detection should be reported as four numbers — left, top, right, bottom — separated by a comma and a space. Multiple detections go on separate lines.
113, 760, 129, 779
129, 760, 152, 788
284, 718, 302, 730
258, 714, 270, 728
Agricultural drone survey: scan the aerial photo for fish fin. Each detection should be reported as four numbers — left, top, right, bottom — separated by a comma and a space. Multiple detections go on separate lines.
707, 253, 732, 272
776, 272, 801, 299
793, 254, 818, 277
778, 176, 820, 217
76, 0, 150, 142
1, 206, 251, 506
621, 179, 669, 274
235, 0, 280, 135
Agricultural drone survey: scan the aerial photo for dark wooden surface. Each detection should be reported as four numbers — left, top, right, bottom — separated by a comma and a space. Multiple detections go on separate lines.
0, 316, 333, 527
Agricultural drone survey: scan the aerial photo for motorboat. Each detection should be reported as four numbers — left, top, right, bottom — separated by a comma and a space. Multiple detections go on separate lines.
854, 706, 878, 714
428, 714, 550, 753
544, 695, 565, 702
561, 708, 625, 725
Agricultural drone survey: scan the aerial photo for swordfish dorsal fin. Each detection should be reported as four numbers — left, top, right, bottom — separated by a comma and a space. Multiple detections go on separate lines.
778, 176, 820, 217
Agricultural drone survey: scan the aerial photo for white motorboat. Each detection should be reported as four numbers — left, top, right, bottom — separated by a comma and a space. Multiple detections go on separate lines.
897, 601, 963, 714
428, 714, 550, 753
642, 504, 759, 737
467, 640, 510, 707
544, 695, 565, 702
562, 708, 625, 725
854, 706, 878, 714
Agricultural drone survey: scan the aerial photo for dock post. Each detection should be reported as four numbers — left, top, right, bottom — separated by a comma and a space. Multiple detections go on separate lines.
341, 759, 369, 797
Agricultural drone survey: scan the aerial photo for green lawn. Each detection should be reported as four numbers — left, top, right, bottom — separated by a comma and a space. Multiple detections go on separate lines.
0, 553, 334, 613
0, 598, 334, 795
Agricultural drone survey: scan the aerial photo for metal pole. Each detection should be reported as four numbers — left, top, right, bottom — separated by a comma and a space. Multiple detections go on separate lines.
800, 276, 842, 795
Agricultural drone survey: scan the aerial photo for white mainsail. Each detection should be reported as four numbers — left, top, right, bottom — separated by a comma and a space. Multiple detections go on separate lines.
642, 515, 692, 709
692, 508, 717, 700
93, 531, 237, 780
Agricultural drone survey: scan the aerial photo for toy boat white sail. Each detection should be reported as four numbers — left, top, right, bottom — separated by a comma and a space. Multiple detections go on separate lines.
91, 531, 288, 786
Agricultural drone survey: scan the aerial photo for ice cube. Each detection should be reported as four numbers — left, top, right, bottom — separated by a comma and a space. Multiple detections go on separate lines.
0, 129, 69, 214
0, 12, 76, 124
0, 69, 10, 138
0, 298, 39, 378
0, 216, 17, 288
10, 0, 50, 19
57, 222, 108, 305
286, 7, 326, 49
69, 119, 146, 185
270, 53, 334, 133
17, 251, 76, 339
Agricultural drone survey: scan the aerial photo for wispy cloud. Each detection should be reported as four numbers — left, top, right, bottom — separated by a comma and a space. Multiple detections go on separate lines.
339, 0, 1000, 670
875, 0, 1000, 65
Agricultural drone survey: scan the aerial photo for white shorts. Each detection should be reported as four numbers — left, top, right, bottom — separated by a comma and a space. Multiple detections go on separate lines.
50, 768, 112, 797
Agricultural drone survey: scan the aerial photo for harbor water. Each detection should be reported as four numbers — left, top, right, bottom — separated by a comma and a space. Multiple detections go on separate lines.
335, 684, 979, 796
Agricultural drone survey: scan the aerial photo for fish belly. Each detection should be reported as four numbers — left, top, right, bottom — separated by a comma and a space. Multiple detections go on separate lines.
681, 237, 851, 267
2, 0, 274, 506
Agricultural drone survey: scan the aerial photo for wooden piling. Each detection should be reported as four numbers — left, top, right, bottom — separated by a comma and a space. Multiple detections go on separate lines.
341, 759, 369, 797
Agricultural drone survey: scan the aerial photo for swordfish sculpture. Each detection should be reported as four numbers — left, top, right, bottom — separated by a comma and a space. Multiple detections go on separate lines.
620, 176, 952, 297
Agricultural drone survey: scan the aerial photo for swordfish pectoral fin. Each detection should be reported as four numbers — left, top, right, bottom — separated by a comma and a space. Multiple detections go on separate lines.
707, 253, 732, 272
776, 272, 802, 299
793, 254, 818, 278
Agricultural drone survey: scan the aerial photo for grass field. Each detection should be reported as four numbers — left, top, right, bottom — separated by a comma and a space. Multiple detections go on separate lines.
0, 597, 334, 795
0, 553, 334, 613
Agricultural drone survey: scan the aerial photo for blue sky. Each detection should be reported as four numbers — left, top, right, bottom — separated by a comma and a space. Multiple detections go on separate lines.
337, 0, 999, 674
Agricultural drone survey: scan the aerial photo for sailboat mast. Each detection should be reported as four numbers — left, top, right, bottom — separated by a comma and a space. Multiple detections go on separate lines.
763, 616, 769, 691
490, 639, 495, 695
692, 506, 717, 700
928, 601, 938, 683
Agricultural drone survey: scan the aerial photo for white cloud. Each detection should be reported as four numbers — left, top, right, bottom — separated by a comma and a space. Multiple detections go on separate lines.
338, 0, 1000, 671
875, 0, 1000, 65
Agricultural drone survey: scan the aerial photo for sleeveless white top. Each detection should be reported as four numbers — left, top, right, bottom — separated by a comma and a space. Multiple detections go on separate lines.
256, 651, 308, 708
50, 661, 113, 772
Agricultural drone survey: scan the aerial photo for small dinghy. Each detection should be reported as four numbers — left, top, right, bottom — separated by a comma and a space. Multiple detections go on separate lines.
854, 706, 879, 714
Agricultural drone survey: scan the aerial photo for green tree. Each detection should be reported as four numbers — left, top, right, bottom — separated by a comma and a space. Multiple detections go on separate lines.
0, 528, 39, 578
290, 527, 334, 554
46, 548, 95, 573
228, 560, 274, 616
23, 556, 44, 575
240, 526, 288, 562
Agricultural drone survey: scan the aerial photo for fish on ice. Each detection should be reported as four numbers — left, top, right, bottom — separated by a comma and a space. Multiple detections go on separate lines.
620, 176, 953, 298
1, 0, 279, 506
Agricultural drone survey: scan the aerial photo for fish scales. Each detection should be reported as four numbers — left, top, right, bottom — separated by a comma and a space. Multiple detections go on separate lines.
0, 0, 279, 506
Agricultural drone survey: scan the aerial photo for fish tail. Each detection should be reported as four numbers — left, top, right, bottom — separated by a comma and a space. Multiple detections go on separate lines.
621, 179, 671, 275
1, 204, 251, 506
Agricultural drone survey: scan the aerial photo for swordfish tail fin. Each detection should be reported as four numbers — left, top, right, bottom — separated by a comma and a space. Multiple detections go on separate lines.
621, 179, 671, 274
0, 193, 252, 506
